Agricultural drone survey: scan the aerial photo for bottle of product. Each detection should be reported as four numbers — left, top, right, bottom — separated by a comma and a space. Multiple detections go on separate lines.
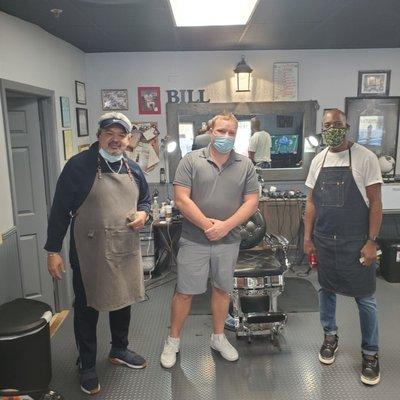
160, 168, 166, 184
152, 197, 159, 221
165, 204, 172, 222
159, 202, 166, 220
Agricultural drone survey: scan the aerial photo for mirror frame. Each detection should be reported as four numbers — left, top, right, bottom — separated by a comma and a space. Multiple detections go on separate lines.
166, 100, 318, 182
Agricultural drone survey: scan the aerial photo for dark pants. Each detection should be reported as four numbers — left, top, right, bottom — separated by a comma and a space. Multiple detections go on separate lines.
72, 263, 131, 370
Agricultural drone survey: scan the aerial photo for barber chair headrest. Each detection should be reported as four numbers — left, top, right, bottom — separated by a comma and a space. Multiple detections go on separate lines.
239, 209, 266, 250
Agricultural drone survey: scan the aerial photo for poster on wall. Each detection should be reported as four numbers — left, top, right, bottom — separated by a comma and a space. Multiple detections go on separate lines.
137, 87, 161, 114
273, 62, 298, 101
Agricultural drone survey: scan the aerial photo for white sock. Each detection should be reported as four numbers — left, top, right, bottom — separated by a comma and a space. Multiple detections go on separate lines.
213, 333, 224, 340
168, 336, 180, 344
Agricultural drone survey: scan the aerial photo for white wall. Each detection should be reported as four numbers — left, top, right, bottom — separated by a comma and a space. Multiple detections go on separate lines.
0, 11, 87, 232
85, 48, 400, 182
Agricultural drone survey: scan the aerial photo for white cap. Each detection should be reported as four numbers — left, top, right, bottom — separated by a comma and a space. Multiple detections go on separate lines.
98, 112, 132, 133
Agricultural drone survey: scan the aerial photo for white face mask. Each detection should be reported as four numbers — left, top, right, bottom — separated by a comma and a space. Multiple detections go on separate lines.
99, 147, 123, 163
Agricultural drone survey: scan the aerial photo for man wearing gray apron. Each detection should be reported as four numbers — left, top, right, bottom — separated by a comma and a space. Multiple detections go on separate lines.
45, 112, 151, 394
304, 109, 383, 386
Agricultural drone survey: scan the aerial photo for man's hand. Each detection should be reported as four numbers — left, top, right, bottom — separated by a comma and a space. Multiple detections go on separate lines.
127, 211, 147, 231
204, 218, 231, 241
360, 241, 378, 267
303, 238, 316, 256
47, 253, 65, 280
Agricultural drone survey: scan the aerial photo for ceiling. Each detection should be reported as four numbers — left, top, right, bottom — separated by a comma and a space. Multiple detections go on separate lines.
1, 0, 400, 53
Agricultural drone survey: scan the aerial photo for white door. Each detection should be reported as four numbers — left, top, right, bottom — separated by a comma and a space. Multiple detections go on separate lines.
7, 96, 54, 308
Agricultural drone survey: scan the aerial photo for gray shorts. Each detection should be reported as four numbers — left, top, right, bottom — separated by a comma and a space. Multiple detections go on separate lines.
176, 237, 240, 295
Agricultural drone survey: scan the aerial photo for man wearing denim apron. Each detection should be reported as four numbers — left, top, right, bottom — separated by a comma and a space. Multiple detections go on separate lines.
304, 109, 383, 385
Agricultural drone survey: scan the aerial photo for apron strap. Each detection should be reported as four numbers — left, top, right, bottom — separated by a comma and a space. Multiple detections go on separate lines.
96, 155, 134, 182
321, 144, 353, 169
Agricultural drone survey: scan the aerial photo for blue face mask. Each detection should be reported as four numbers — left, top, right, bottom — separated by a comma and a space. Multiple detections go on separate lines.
212, 136, 235, 154
99, 147, 123, 163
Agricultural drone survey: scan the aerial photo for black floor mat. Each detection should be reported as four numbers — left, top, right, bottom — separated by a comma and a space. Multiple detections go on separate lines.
189, 277, 319, 315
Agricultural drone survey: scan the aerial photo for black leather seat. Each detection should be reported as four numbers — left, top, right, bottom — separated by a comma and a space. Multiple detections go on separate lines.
235, 250, 284, 277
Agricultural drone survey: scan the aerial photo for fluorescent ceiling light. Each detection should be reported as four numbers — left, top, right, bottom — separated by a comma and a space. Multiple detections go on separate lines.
169, 0, 258, 27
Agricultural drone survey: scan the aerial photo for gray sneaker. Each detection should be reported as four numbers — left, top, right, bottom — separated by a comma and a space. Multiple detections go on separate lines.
108, 347, 147, 369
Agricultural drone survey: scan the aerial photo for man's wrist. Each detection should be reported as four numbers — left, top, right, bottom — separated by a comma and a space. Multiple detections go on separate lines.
47, 252, 59, 257
367, 236, 378, 246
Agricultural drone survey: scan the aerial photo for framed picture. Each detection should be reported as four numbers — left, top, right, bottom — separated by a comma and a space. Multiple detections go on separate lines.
101, 89, 129, 111
76, 108, 89, 137
78, 143, 90, 152
75, 80, 86, 105
137, 87, 161, 114
273, 62, 298, 101
62, 130, 74, 160
345, 97, 400, 160
357, 70, 391, 97
60, 96, 71, 128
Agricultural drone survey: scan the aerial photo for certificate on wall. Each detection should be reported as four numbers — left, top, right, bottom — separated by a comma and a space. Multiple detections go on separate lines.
273, 62, 299, 101
62, 130, 74, 160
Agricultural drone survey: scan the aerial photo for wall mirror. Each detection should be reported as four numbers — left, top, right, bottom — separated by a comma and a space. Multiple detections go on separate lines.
166, 101, 318, 182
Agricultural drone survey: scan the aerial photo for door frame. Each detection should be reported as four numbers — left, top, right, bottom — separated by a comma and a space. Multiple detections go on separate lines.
0, 79, 70, 311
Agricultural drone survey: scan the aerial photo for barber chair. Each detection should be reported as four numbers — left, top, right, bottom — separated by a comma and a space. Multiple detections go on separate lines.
230, 210, 290, 343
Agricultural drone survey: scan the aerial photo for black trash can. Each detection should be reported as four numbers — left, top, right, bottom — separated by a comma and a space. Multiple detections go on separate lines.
379, 241, 400, 283
0, 298, 52, 399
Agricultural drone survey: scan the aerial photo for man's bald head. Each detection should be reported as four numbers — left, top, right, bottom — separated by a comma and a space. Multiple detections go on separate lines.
322, 108, 348, 129
251, 117, 261, 133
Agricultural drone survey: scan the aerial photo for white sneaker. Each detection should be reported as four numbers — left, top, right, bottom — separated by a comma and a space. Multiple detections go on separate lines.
210, 333, 239, 361
160, 337, 180, 368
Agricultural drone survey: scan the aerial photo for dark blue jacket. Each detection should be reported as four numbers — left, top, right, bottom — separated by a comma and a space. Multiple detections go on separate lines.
44, 142, 151, 253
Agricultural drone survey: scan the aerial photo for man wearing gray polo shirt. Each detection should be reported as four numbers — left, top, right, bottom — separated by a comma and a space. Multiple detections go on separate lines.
160, 113, 260, 368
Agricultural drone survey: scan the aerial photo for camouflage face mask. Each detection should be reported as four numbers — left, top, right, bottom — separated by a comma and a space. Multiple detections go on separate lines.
322, 127, 347, 148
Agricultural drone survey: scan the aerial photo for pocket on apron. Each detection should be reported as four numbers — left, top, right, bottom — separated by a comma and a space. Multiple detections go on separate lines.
321, 180, 344, 207
105, 227, 138, 261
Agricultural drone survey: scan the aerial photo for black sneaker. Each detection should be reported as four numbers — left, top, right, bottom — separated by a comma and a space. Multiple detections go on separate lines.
361, 353, 380, 385
318, 334, 339, 365
79, 367, 100, 395
109, 347, 147, 369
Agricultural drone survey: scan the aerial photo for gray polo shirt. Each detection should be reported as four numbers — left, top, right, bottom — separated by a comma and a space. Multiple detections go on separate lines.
173, 145, 259, 244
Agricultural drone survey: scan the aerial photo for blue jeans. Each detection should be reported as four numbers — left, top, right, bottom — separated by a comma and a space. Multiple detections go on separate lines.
319, 288, 379, 355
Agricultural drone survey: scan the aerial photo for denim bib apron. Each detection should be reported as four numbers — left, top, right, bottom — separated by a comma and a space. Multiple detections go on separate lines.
312, 146, 375, 297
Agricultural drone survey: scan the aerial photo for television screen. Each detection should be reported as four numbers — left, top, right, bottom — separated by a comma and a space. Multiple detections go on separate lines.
357, 115, 383, 147
271, 134, 299, 154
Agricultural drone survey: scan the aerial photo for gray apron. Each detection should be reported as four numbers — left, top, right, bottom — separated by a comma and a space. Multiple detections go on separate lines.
73, 159, 144, 311
312, 146, 375, 297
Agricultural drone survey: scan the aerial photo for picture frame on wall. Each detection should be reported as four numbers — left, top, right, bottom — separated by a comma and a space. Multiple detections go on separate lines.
357, 70, 391, 97
345, 97, 400, 161
60, 96, 71, 128
101, 89, 129, 111
76, 107, 89, 137
75, 80, 86, 104
137, 87, 161, 114
62, 130, 74, 160
78, 143, 90, 152
273, 62, 299, 101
